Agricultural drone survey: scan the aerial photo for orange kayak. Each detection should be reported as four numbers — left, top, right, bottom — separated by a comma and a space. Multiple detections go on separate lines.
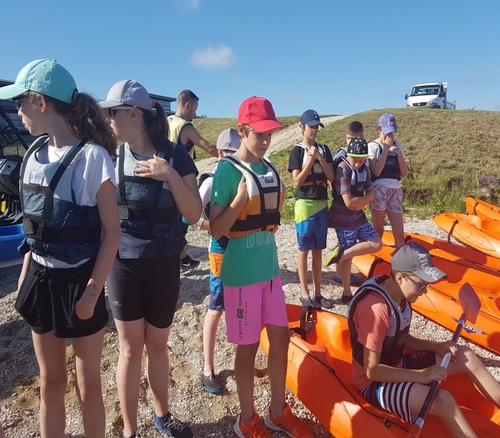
352, 244, 500, 355
466, 196, 500, 221
383, 231, 500, 275
260, 304, 500, 437
433, 212, 500, 258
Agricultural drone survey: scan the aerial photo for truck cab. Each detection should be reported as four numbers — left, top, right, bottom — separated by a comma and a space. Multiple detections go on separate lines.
405, 81, 456, 109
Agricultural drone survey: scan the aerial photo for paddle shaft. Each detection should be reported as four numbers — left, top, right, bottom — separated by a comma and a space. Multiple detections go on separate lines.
406, 314, 465, 438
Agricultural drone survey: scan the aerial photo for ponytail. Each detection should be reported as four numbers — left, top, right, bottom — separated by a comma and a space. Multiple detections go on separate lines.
140, 102, 174, 158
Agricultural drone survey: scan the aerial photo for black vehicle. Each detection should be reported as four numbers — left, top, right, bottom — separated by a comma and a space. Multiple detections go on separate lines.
0, 94, 33, 267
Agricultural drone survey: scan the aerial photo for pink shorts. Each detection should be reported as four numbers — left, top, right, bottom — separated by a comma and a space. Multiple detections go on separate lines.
223, 276, 288, 345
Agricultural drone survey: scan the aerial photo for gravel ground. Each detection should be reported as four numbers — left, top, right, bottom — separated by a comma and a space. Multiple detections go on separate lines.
1, 118, 499, 437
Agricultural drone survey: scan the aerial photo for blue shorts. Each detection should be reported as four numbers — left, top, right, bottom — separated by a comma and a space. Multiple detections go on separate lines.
295, 207, 328, 251
335, 218, 379, 250
362, 351, 436, 424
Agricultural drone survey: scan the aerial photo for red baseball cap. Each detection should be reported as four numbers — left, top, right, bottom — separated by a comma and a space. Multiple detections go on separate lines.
238, 96, 284, 132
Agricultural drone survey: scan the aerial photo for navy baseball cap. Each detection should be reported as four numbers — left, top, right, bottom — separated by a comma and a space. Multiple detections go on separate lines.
300, 109, 324, 127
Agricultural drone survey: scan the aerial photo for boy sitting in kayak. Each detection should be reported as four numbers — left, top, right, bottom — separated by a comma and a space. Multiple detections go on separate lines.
348, 242, 500, 437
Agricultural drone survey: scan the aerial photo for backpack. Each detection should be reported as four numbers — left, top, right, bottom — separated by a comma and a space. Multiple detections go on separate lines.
197, 171, 214, 219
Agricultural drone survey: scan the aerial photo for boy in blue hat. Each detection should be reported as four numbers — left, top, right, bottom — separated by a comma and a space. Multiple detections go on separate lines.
288, 109, 335, 309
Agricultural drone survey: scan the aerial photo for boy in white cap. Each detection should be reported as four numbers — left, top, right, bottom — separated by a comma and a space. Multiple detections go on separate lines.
288, 109, 335, 309
348, 242, 500, 436
197, 128, 241, 394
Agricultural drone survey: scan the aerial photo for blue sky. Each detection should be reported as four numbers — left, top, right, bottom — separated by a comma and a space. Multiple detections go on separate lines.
1, 0, 499, 117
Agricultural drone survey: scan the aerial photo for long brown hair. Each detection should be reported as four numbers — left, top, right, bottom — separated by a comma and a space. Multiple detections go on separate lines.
44, 92, 117, 156
140, 103, 174, 158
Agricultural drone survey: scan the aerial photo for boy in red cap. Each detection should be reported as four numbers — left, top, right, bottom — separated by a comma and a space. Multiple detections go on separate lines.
210, 97, 313, 438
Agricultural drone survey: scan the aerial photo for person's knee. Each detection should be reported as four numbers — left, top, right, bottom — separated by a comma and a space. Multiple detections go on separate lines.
120, 339, 146, 362
40, 374, 67, 399
432, 389, 458, 416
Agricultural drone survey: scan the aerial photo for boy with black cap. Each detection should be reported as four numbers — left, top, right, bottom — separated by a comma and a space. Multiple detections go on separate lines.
288, 110, 335, 309
348, 242, 500, 436
325, 137, 382, 304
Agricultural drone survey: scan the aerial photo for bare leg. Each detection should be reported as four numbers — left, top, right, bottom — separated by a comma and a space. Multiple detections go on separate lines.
32, 331, 67, 438
311, 248, 323, 297
410, 384, 476, 438
338, 258, 353, 296
387, 210, 405, 248
73, 328, 106, 438
235, 343, 259, 422
203, 309, 223, 375
370, 209, 386, 239
341, 237, 382, 260
297, 250, 310, 299
266, 324, 289, 418
145, 323, 171, 417
114, 319, 146, 437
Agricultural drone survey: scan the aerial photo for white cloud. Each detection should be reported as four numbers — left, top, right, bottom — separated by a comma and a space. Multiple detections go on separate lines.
279, 92, 304, 103
173, 0, 200, 11
189, 45, 236, 70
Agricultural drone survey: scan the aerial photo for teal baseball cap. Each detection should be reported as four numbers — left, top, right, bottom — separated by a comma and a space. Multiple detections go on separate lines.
0, 59, 78, 103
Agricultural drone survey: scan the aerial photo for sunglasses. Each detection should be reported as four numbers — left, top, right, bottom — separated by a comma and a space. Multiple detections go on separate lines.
405, 275, 429, 292
106, 106, 132, 118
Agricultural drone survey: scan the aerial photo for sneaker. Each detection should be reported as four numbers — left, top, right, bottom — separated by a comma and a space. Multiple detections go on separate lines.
299, 297, 321, 309
264, 403, 313, 438
202, 371, 224, 394
234, 413, 272, 438
333, 274, 361, 285
323, 246, 344, 267
341, 294, 353, 305
314, 295, 334, 309
180, 255, 200, 272
154, 412, 193, 438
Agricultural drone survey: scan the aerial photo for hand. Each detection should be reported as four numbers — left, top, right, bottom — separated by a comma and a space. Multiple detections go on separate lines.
236, 175, 248, 203
382, 133, 394, 147
75, 284, 99, 320
134, 155, 174, 182
308, 145, 321, 160
419, 365, 448, 384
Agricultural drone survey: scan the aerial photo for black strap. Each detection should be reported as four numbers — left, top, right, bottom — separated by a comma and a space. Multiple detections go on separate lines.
290, 306, 314, 341
447, 219, 459, 243
231, 212, 280, 231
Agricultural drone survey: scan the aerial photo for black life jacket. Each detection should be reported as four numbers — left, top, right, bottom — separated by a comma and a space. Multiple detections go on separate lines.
348, 275, 412, 367
370, 141, 401, 182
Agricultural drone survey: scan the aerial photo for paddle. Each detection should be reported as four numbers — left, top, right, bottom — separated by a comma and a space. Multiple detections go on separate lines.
407, 282, 481, 438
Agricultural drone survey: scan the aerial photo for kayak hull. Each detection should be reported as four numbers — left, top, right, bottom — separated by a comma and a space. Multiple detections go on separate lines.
466, 196, 500, 222
433, 213, 500, 258
260, 304, 500, 437
0, 223, 23, 268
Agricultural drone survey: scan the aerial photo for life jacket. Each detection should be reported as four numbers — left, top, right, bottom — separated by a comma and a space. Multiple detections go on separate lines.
167, 114, 195, 158
331, 148, 369, 207
295, 143, 329, 189
20, 136, 102, 264
222, 155, 281, 238
370, 141, 401, 182
116, 143, 182, 240
348, 275, 411, 367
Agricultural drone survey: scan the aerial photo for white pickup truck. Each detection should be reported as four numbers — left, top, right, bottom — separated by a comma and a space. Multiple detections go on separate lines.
405, 82, 456, 109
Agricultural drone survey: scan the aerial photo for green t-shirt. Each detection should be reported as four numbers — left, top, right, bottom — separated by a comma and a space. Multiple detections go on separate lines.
211, 159, 280, 287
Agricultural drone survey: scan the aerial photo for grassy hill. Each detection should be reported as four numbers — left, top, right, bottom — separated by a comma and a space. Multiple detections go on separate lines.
194, 109, 500, 220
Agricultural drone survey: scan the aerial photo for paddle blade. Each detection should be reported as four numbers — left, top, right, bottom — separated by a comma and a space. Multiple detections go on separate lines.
458, 282, 481, 324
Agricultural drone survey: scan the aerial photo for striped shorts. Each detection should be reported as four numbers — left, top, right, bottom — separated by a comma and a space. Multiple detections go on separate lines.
361, 351, 436, 424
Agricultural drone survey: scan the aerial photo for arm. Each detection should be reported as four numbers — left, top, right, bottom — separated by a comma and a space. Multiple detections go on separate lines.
341, 187, 374, 211
17, 251, 32, 291
209, 175, 248, 240
181, 124, 218, 157
134, 155, 202, 224
364, 347, 448, 385
75, 179, 122, 320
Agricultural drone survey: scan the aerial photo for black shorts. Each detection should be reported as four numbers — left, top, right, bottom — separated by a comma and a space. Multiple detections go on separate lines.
106, 255, 181, 328
15, 257, 108, 338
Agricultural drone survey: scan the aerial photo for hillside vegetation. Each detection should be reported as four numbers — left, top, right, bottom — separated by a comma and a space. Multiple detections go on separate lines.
194, 109, 500, 219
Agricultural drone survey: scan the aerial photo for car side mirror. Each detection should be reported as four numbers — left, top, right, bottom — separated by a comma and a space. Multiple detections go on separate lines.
404, 94, 408, 100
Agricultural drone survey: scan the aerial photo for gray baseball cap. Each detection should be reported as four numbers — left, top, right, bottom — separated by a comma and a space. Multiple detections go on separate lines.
99, 79, 156, 114
391, 242, 447, 282
216, 128, 241, 151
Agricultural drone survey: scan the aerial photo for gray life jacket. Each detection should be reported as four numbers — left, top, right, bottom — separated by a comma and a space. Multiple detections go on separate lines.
116, 143, 182, 240
331, 148, 369, 207
348, 275, 412, 367
20, 136, 102, 264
